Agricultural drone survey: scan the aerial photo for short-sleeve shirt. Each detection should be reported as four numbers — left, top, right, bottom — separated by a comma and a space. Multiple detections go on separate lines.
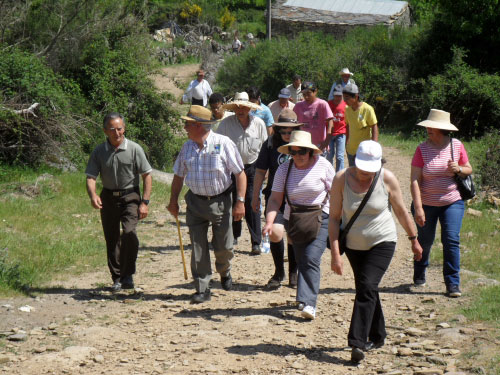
328, 100, 347, 136
345, 102, 377, 155
268, 100, 295, 122
411, 138, 469, 206
251, 102, 274, 128
173, 131, 244, 196
286, 83, 303, 103
293, 99, 333, 146
272, 156, 335, 219
255, 137, 290, 197
216, 114, 268, 165
85, 138, 152, 190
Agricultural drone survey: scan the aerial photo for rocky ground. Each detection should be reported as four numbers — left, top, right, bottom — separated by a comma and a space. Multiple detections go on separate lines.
1, 146, 497, 375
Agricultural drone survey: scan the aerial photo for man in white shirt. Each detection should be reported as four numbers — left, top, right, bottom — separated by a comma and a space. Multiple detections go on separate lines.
286, 74, 304, 103
180, 69, 213, 107
269, 88, 296, 123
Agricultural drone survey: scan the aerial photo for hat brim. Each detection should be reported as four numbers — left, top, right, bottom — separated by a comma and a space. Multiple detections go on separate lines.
339, 71, 354, 76
221, 101, 261, 112
355, 156, 381, 173
181, 115, 216, 124
278, 94, 291, 98
417, 120, 458, 131
277, 141, 322, 155
272, 121, 303, 128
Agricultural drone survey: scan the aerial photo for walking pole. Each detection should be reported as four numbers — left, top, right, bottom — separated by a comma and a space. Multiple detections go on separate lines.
175, 217, 188, 280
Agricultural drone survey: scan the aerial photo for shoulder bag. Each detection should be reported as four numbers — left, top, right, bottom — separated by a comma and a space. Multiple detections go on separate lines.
338, 168, 381, 254
450, 138, 475, 201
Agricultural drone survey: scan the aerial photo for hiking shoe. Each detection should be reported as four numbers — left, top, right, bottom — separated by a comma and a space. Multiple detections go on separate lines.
121, 275, 134, 289
221, 273, 233, 291
351, 347, 365, 362
111, 280, 122, 292
301, 305, 316, 320
266, 276, 282, 289
191, 289, 211, 304
289, 272, 298, 288
364, 340, 385, 351
446, 284, 462, 298
409, 280, 426, 293
250, 244, 261, 255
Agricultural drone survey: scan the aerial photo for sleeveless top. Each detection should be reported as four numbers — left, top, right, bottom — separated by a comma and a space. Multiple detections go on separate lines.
341, 168, 397, 250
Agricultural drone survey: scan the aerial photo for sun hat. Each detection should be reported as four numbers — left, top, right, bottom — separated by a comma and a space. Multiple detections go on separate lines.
333, 84, 343, 96
339, 68, 354, 76
221, 92, 261, 112
355, 140, 382, 172
417, 109, 459, 131
272, 109, 304, 127
181, 105, 216, 124
301, 81, 317, 93
278, 88, 291, 99
343, 83, 359, 95
277, 130, 322, 155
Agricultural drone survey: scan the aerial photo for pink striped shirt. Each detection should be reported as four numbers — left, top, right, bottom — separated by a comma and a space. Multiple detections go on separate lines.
272, 156, 335, 219
411, 139, 469, 206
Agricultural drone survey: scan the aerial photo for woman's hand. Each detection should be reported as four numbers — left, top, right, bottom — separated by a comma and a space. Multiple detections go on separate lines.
414, 206, 426, 227
331, 252, 343, 275
447, 160, 461, 174
411, 239, 423, 261
262, 223, 273, 237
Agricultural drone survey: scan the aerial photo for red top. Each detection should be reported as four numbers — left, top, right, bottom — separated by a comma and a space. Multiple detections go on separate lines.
328, 100, 347, 136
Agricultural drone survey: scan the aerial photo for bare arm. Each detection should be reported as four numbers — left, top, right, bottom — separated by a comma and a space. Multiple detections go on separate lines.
86, 177, 102, 209
328, 170, 345, 275
167, 174, 185, 218
410, 166, 425, 227
262, 190, 284, 236
138, 173, 152, 220
320, 118, 333, 150
252, 168, 267, 212
233, 170, 246, 221
266, 126, 273, 137
371, 123, 379, 142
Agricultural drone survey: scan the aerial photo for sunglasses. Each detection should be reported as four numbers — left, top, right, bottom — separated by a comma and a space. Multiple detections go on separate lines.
289, 148, 309, 156
279, 130, 293, 135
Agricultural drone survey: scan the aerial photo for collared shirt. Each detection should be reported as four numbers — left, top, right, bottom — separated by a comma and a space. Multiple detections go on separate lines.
251, 102, 274, 127
85, 138, 152, 190
182, 79, 213, 107
286, 83, 304, 102
327, 78, 356, 100
268, 100, 295, 122
173, 131, 244, 196
216, 114, 267, 165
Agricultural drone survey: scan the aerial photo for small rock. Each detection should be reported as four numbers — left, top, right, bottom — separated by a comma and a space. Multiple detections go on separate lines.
466, 208, 482, 217
18, 305, 34, 312
0, 356, 10, 364
120, 358, 129, 363
48, 323, 58, 330
414, 370, 443, 375
405, 327, 426, 336
291, 361, 305, 369
398, 347, 413, 356
436, 323, 450, 329
8, 333, 27, 341
94, 354, 104, 363
34, 347, 47, 353
427, 356, 447, 365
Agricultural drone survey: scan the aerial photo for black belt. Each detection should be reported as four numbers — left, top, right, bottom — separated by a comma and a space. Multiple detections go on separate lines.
103, 187, 139, 197
192, 185, 232, 200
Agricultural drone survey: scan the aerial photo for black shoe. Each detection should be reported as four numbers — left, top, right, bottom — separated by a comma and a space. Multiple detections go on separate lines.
121, 275, 134, 289
191, 289, 211, 304
351, 347, 365, 362
289, 272, 298, 288
250, 244, 261, 255
111, 280, 122, 292
446, 284, 462, 298
233, 238, 238, 246
221, 274, 232, 291
266, 276, 282, 289
364, 340, 384, 351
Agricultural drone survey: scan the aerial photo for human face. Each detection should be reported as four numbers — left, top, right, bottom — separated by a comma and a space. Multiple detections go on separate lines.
104, 118, 125, 148
355, 167, 375, 183
343, 93, 356, 106
197, 72, 204, 81
293, 79, 301, 89
290, 146, 311, 168
235, 106, 251, 121
279, 97, 289, 107
426, 127, 446, 145
341, 74, 350, 84
184, 121, 202, 140
278, 127, 294, 142
333, 94, 343, 105
302, 89, 317, 104
210, 101, 223, 119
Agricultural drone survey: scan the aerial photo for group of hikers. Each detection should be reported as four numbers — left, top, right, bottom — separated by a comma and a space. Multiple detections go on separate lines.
85, 67, 473, 363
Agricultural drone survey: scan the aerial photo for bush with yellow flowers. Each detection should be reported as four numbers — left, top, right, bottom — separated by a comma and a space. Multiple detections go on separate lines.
179, 1, 202, 22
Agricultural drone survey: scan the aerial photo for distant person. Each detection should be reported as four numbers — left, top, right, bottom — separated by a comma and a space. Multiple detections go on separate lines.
293, 81, 333, 152
328, 68, 356, 101
268, 88, 295, 122
232, 34, 242, 54
85, 113, 152, 292
410, 109, 472, 298
247, 86, 274, 135
208, 93, 233, 131
327, 84, 347, 171
180, 69, 212, 107
286, 74, 304, 103
167, 106, 246, 304
217, 92, 267, 255
343, 83, 378, 166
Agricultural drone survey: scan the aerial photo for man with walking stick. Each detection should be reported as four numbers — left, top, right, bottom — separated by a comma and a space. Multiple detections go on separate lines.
167, 106, 246, 304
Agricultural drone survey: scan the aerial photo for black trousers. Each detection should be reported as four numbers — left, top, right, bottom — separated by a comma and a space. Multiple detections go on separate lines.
191, 98, 204, 106
232, 162, 261, 247
100, 189, 140, 282
345, 241, 395, 348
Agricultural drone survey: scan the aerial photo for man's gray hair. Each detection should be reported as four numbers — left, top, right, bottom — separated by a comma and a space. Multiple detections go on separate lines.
103, 112, 125, 128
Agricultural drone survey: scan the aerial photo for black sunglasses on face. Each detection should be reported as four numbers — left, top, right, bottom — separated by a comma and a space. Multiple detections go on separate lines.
279, 130, 293, 135
289, 148, 309, 156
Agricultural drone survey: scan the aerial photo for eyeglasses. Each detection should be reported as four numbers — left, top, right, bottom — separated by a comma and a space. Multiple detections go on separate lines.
289, 148, 309, 156
279, 130, 293, 135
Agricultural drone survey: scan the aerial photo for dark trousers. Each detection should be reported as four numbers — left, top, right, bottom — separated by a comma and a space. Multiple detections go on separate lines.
345, 241, 395, 348
100, 190, 140, 282
232, 162, 261, 247
191, 98, 204, 106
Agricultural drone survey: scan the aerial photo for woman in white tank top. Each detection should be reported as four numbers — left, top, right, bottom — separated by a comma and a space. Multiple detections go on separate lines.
328, 141, 423, 363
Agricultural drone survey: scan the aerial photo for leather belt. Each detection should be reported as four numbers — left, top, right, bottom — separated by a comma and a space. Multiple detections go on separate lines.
103, 187, 139, 197
192, 185, 232, 200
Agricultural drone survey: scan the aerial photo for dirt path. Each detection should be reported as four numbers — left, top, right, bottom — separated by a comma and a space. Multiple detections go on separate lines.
1, 146, 490, 374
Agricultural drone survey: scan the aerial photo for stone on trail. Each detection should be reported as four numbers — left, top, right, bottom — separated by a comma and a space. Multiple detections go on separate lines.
466, 208, 482, 217
94, 354, 104, 363
7, 333, 27, 341
427, 356, 447, 365
398, 347, 413, 356
18, 305, 34, 312
435, 328, 465, 342
414, 370, 444, 375
0, 356, 10, 364
436, 323, 450, 329
406, 327, 426, 336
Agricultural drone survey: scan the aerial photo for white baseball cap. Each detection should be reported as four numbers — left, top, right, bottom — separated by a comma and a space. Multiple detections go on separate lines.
355, 140, 382, 172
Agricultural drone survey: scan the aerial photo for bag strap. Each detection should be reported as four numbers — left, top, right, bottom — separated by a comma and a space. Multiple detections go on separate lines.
450, 138, 455, 162
342, 168, 381, 236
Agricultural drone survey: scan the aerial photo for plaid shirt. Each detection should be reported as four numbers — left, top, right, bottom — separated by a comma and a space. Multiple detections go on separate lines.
174, 131, 244, 196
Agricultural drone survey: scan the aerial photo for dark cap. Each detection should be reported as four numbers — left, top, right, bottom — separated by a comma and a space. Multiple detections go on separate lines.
301, 81, 317, 92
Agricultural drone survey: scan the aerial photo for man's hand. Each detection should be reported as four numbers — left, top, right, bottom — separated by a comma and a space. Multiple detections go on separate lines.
167, 201, 179, 218
138, 202, 148, 220
233, 201, 245, 221
90, 195, 102, 209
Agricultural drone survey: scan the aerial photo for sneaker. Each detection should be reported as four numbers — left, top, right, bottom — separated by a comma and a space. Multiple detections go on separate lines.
301, 305, 316, 320
221, 273, 232, 291
111, 280, 122, 292
351, 347, 365, 362
191, 289, 211, 304
288, 272, 298, 288
250, 244, 261, 255
121, 275, 134, 289
409, 280, 426, 293
446, 284, 462, 298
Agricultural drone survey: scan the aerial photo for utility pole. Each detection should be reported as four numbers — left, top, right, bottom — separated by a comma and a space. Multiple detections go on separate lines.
266, 0, 271, 40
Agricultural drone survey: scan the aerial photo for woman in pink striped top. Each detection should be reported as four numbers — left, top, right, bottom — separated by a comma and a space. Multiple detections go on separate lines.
410, 109, 473, 298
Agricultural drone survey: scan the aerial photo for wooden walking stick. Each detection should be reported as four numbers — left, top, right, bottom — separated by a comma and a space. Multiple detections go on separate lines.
176, 217, 188, 280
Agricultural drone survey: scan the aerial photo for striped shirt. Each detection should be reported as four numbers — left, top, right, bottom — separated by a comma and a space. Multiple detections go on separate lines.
272, 156, 335, 219
174, 131, 244, 196
411, 138, 469, 206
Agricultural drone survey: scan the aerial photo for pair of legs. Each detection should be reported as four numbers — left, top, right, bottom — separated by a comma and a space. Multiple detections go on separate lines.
411, 200, 465, 288
185, 191, 234, 293
327, 134, 346, 172
100, 190, 140, 283
345, 241, 395, 349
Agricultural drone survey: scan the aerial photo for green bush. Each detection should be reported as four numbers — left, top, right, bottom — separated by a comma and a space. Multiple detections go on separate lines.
478, 130, 500, 190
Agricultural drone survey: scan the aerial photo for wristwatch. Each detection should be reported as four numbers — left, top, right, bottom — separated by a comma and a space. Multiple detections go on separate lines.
236, 196, 245, 203
141, 199, 150, 205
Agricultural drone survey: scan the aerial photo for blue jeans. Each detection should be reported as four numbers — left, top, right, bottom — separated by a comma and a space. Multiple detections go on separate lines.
327, 134, 346, 172
411, 200, 465, 287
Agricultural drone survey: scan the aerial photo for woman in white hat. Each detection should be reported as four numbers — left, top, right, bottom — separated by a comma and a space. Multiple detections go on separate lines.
329, 140, 423, 363
410, 109, 473, 298
263, 130, 335, 320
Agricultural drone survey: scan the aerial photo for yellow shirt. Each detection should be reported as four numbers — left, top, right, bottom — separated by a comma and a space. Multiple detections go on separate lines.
345, 102, 377, 155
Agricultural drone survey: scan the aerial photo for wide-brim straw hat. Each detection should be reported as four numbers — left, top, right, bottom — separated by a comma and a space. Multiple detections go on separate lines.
272, 108, 304, 127
221, 92, 261, 112
277, 130, 322, 155
181, 105, 216, 124
417, 109, 458, 131
339, 67, 354, 76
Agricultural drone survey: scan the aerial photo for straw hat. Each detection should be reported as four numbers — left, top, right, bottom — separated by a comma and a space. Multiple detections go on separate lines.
272, 109, 304, 127
417, 109, 458, 131
339, 68, 354, 76
355, 140, 382, 172
277, 130, 322, 155
221, 92, 261, 112
180, 105, 216, 124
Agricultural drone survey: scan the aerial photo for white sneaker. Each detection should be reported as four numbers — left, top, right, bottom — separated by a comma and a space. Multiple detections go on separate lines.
301, 305, 316, 320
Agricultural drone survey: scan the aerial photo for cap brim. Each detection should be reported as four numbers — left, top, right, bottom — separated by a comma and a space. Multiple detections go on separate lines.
278, 95, 291, 98
417, 120, 458, 131
277, 141, 322, 155
355, 157, 381, 172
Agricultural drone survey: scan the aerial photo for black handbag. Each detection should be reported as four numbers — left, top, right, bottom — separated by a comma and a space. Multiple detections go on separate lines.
450, 138, 476, 201
338, 168, 381, 254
